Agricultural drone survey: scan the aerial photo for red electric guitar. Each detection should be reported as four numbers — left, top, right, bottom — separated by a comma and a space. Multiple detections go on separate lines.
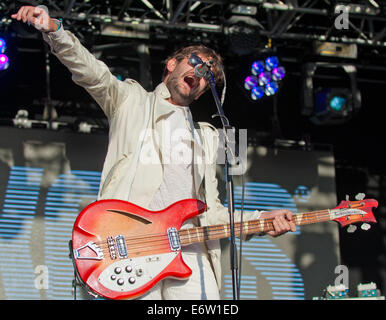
70, 196, 378, 300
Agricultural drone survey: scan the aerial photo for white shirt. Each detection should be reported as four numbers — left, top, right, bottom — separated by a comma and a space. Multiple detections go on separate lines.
148, 99, 195, 217
147, 99, 208, 255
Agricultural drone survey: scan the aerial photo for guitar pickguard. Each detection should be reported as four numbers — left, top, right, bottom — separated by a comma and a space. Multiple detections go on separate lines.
98, 252, 178, 293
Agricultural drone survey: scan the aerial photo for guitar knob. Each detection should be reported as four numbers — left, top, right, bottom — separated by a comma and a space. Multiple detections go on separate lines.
355, 193, 366, 200
129, 277, 136, 284
347, 225, 357, 233
361, 223, 371, 231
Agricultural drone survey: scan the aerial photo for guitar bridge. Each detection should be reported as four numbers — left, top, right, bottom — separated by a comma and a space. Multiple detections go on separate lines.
167, 228, 181, 251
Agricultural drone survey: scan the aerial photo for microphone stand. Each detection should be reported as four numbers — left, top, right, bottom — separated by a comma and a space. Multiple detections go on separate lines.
205, 71, 240, 300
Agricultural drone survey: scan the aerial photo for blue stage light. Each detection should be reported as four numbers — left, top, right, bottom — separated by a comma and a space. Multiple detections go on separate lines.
314, 88, 351, 122
0, 38, 6, 54
251, 86, 265, 100
265, 56, 279, 71
264, 81, 278, 96
251, 61, 265, 76
243, 54, 285, 101
329, 96, 346, 111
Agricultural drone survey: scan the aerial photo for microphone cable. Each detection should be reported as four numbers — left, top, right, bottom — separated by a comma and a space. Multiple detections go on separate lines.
237, 152, 246, 299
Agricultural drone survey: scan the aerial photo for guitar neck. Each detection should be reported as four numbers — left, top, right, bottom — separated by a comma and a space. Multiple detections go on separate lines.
178, 209, 332, 246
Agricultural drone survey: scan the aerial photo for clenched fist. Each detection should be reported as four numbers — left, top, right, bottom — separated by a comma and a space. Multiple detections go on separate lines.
11, 6, 58, 33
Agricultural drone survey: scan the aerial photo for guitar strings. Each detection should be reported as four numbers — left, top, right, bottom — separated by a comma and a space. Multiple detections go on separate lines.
79, 204, 367, 259
95, 211, 331, 258
83, 209, 338, 258
96, 208, 332, 246
92, 209, 335, 251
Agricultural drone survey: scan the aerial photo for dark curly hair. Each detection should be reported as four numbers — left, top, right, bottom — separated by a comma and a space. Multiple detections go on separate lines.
162, 44, 224, 88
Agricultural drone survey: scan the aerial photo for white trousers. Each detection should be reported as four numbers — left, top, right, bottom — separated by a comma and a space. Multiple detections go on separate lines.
138, 251, 220, 300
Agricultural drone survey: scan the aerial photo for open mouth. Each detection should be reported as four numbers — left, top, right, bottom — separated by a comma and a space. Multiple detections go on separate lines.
183, 75, 198, 89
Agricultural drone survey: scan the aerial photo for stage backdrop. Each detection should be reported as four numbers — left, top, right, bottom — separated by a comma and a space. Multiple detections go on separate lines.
0, 127, 339, 300
219, 144, 339, 300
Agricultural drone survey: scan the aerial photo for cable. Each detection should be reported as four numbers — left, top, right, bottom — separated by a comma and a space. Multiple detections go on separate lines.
220, 67, 227, 106
237, 158, 246, 299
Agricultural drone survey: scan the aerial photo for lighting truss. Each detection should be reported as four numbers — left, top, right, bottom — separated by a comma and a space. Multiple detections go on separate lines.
2, 1, 386, 48
2, 0, 386, 128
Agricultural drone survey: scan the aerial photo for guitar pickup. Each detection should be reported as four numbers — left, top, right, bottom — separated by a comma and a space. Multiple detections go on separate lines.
167, 227, 181, 251
115, 235, 128, 258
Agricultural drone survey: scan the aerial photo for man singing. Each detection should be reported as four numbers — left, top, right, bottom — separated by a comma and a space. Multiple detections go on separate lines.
12, 6, 296, 300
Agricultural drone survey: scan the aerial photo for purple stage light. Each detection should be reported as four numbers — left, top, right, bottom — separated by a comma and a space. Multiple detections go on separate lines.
0, 54, 9, 70
258, 71, 271, 86
272, 66, 286, 81
244, 76, 258, 90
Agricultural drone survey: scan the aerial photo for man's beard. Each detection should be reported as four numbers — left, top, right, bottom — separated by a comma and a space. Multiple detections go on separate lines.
166, 75, 195, 106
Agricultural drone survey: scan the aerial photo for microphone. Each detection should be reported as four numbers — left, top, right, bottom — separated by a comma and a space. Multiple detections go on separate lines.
194, 60, 214, 79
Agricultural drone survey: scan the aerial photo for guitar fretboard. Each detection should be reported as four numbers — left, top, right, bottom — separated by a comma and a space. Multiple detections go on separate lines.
178, 209, 333, 246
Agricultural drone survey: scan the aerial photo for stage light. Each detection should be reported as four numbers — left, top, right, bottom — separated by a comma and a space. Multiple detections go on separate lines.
0, 54, 9, 71
315, 88, 351, 115
0, 38, 6, 53
243, 53, 286, 102
301, 63, 361, 125
265, 56, 279, 71
225, 6, 261, 56
258, 71, 271, 86
329, 95, 346, 112
264, 81, 279, 96
244, 76, 258, 90
251, 86, 264, 100
272, 66, 286, 81
251, 61, 265, 75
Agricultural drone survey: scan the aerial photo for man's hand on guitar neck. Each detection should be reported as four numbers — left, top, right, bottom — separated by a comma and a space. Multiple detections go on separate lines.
260, 209, 297, 237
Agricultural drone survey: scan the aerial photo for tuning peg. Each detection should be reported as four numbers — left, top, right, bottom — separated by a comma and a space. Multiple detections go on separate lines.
361, 223, 371, 231
355, 193, 366, 200
347, 225, 357, 233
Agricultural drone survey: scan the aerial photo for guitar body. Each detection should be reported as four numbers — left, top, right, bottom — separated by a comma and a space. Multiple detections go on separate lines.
71, 195, 378, 300
71, 198, 206, 300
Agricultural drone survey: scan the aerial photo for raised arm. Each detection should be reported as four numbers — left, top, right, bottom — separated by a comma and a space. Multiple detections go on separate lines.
11, 5, 58, 32
11, 6, 130, 119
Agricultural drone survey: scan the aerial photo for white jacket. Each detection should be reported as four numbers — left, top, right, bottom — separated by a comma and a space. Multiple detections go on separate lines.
43, 27, 261, 290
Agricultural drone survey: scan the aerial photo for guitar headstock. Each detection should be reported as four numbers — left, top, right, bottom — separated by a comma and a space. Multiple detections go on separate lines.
331, 194, 378, 232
